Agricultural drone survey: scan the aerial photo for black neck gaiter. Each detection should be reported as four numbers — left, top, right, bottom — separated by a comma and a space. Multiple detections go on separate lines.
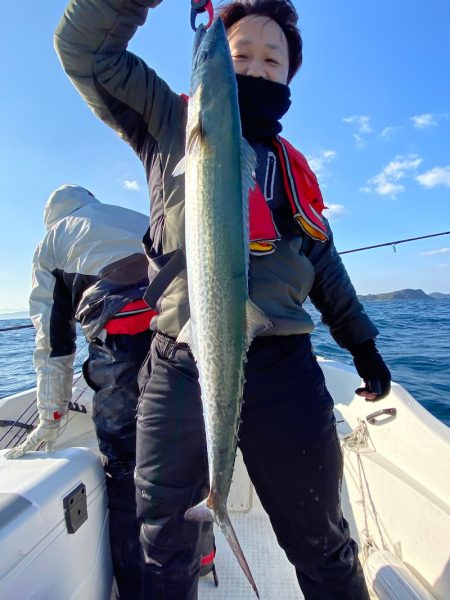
236, 74, 291, 144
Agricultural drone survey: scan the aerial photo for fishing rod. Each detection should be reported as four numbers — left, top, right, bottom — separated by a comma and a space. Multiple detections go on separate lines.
339, 231, 450, 255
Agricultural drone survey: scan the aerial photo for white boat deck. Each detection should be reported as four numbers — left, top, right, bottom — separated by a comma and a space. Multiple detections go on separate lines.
199, 514, 302, 600
197, 451, 303, 599
2, 362, 449, 599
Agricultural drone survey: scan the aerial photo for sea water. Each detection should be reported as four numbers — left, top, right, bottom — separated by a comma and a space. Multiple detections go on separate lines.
0, 299, 449, 426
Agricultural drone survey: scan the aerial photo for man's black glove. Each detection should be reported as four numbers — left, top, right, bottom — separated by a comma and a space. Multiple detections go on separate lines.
349, 339, 391, 401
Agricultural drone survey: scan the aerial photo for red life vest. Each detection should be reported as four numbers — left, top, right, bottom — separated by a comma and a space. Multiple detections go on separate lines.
104, 299, 157, 335
180, 93, 328, 254
249, 136, 328, 255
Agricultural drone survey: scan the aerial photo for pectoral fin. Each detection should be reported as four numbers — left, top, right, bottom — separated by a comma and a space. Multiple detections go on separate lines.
246, 300, 273, 348
177, 318, 194, 347
172, 156, 186, 177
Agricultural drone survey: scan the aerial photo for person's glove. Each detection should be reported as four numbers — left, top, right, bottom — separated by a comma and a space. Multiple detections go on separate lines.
349, 339, 391, 401
4, 414, 65, 459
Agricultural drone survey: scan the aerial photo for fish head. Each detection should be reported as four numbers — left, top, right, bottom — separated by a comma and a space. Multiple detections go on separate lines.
191, 18, 233, 86
188, 18, 240, 154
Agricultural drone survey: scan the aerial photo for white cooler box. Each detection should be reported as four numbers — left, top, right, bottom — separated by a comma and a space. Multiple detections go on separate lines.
0, 447, 113, 600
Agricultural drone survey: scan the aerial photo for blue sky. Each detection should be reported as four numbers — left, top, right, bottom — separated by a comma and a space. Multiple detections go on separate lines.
1, 0, 449, 312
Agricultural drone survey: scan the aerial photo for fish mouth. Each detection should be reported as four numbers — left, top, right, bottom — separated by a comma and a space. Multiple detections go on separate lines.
192, 19, 232, 76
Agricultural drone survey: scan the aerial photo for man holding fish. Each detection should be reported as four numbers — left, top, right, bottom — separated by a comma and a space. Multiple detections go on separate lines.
55, 1, 391, 598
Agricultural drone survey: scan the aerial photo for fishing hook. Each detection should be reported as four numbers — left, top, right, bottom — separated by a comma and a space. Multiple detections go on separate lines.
191, 0, 214, 31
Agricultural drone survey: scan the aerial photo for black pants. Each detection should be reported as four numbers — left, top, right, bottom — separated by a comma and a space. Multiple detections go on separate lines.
135, 332, 370, 600
84, 329, 153, 600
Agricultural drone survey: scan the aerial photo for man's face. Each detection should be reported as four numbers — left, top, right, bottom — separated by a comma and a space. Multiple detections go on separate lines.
227, 15, 290, 84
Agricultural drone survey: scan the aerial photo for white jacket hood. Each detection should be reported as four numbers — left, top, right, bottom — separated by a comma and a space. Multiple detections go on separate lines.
44, 184, 99, 230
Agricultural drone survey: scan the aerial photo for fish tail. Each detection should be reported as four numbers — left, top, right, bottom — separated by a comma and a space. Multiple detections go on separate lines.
220, 508, 260, 598
185, 500, 259, 597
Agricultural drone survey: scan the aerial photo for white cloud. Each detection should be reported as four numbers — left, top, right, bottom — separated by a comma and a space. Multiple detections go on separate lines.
383, 155, 423, 176
307, 150, 336, 177
342, 115, 373, 147
410, 113, 437, 129
122, 179, 141, 191
343, 115, 372, 134
380, 126, 400, 140
420, 248, 450, 257
436, 263, 450, 269
363, 154, 423, 199
323, 204, 346, 221
373, 181, 405, 198
353, 134, 367, 149
416, 166, 450, 188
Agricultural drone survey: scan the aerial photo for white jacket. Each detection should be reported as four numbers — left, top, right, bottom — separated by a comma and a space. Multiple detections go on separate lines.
30, 184, 149, 421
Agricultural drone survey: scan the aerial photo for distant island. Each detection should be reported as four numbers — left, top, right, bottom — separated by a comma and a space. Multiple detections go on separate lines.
357, 289, 450, 302
1, 289, 450, 318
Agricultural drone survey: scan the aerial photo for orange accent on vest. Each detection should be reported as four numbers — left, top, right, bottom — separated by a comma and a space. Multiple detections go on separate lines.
296, 216, 328, 242
249, 241, 276, 255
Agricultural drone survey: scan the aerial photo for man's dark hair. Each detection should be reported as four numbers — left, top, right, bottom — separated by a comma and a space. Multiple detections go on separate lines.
218, 0, 302, 82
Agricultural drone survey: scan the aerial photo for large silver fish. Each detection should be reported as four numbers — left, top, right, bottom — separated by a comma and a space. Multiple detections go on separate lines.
176, 17, 272, 598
